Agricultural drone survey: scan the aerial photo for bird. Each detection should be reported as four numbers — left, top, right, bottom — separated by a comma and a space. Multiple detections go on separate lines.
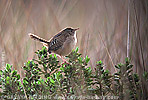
29, 27, 79, 61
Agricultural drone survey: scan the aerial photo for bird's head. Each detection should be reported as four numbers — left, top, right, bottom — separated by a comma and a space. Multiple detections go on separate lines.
63, 27, 79, 36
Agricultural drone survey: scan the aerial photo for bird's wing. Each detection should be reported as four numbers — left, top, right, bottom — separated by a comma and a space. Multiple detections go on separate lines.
48, 32, 67, 51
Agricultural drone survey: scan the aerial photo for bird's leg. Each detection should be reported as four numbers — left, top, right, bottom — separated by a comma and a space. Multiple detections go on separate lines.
57, 55, 69, 64
61, 56, 69, 64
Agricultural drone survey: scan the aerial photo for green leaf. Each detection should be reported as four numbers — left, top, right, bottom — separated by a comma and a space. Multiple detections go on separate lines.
37, 81, 41, 85
41, 55, 44, 60
0, 70, 3, 75
55, 73, 57, 80
78, 57, 83, 62
6, 76, 10, 80
125, 57, 130, 65
35, 51, 38, 54
97, 60, 102, 64
143, 71, 148, 81
27, 61, 31, 66
127, 64, 133, 70
133, 73, 139, 82
49, 54, 52, 58
6, 64, 12, 72
75, 47, 79, 52
12, 70, 17, 77
115, 65, 120, 69
50, 77, 55, 83
118, 63, 123, 68
16, 74, 20, 80
86, 67, 92, 73
85, 56, 90, 63
60, 67, 64, 71
105, 69, 109, 73
127, 69, 133, 75
6, 76, 10, 84
54, 54, 57, 59
125, 57, 130, 62
41, 46, 47, 52
47, 77, 50, 81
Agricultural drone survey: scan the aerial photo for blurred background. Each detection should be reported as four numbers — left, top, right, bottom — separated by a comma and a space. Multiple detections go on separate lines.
0, 0, 147, 75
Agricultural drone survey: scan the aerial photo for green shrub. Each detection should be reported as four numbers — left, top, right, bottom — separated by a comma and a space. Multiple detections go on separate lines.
0, 47, 146, 100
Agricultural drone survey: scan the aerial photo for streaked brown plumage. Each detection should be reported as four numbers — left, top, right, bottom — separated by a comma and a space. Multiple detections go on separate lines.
29, 27, 79, 56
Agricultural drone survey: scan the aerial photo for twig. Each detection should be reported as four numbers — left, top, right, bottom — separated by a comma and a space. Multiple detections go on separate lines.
98, 31, 117, 72
85, 32, 90, 57
127, 0, 130, 58
133, 0, 145, 71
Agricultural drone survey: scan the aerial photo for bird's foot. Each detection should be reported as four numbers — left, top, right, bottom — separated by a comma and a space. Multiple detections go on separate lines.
56, 54, 69, 65
61, 59, 69, 65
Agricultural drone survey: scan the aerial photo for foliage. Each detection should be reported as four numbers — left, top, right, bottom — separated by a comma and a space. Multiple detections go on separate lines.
0, 64, 24, 99
0, 47, 147, 100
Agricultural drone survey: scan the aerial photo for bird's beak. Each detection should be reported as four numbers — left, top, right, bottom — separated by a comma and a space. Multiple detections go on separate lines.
74, 28, 79, 31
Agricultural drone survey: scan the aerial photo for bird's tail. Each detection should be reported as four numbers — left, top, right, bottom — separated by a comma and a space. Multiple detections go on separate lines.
29, 33, 49, 44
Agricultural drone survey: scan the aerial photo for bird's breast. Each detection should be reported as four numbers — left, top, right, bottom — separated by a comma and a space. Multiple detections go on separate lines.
74, 32, 77, 44
54, 34, 77, 56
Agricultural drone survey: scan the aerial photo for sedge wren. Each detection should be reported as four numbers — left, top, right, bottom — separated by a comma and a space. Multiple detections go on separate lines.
29, 27, 79, 57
